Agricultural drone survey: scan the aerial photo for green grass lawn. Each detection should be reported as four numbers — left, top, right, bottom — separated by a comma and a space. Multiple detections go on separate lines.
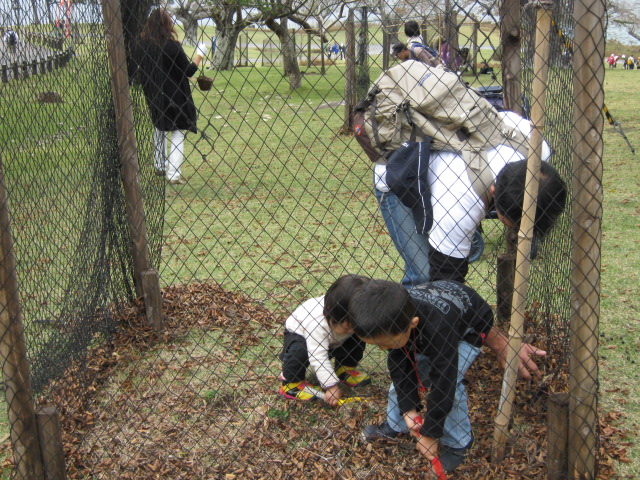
597, 67, 640, 478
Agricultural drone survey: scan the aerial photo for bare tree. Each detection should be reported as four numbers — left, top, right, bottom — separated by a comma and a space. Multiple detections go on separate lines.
265, 16, 303, 88
170, 0, 211, 46
267, 0, 355, 88
609, 0, 640, 41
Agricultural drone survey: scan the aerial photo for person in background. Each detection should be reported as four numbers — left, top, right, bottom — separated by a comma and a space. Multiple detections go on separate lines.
3, 29, 19, 57
332, 41, 340, 60
627, 55, 635, 70
391, 43, 411, 62
135, 8, 207, 185
403, 20, 442, 68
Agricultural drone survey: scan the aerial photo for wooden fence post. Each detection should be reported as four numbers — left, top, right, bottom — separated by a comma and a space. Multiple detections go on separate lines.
568, 0, 605, 477
496, 227, 518, 323
342, 9, 356, 134
470, 20, 479, 75
500, 0, 524, 115
548, 393, 569, 480
0, 155, 45, 479
100, 0, 163, 330
36, 406, 67, 480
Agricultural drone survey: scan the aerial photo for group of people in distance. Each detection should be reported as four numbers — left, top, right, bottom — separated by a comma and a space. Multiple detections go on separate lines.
279, 18, 567, 476
326, 41, 346, 60
607, 53, 639, 69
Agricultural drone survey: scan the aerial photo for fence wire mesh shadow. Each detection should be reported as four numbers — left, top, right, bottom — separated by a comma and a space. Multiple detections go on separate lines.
0, 0, 616, 477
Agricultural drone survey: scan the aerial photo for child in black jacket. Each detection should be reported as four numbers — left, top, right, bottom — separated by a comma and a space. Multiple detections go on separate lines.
350, 279, 494, 475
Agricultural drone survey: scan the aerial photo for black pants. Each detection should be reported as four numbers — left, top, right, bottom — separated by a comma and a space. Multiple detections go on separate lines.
280, 330, 366, 384
429, 249, 469, 283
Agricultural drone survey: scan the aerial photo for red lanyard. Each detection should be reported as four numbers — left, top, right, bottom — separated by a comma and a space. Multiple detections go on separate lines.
403, 329, 427, 394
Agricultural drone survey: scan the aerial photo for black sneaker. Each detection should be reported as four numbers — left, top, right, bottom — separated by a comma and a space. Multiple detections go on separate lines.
439, 438, 473, 472
361, 421, 402, 442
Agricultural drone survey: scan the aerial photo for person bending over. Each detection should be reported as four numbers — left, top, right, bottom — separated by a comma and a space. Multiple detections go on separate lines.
350, 279, 544, 473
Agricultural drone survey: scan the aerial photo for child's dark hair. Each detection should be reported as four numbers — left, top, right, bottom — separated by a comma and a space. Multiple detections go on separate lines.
404, 20, 421, 38
494, 160, 567, 239
349, 279, 417, 338
323, 274, 368, 327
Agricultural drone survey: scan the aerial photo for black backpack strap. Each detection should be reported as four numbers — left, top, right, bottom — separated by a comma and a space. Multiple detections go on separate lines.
399, 101, 418, 143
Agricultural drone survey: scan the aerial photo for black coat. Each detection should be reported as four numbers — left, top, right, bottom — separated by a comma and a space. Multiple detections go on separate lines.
135, 39, 198, 133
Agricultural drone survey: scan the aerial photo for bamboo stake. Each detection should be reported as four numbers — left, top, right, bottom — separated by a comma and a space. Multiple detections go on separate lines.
491, 0, 553, 461
568, 0, 605, 476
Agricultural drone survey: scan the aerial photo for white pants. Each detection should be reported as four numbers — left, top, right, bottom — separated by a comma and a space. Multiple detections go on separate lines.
154, 129, 185, 181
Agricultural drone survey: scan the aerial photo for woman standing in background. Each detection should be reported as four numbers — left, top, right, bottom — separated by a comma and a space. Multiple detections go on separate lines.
135, 8, 206, 185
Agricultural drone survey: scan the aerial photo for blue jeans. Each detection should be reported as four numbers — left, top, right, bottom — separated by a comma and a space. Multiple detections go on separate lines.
386, 341, 481, 449
375, 187, 430, 287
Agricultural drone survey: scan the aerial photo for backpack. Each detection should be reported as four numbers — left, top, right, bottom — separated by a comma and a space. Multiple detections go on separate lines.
354, 61, 530, 201
409, 42, 440, 66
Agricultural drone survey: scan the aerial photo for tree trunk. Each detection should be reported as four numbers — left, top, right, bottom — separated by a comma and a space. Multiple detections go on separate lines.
500, 0, 523, 115
355, 7, 370, 102
212, 26, 241, 70
30, 0, 40, 25
178, 15, 198, 46
266, 17, 302, 90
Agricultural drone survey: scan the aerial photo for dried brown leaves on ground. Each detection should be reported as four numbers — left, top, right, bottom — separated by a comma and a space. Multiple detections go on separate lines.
3, 283, 630, 479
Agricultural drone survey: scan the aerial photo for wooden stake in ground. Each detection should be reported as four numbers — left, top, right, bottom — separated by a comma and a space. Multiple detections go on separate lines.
0, 156, 45, 479
569, 0, 605, 476
100, 0, 163, 331
491, 0, 553, 461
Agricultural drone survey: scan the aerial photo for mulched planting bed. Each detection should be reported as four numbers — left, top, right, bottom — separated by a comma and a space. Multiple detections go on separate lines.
2, 282, 631, 479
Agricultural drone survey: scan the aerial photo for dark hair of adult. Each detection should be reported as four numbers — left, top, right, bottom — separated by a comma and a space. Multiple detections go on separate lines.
323, 274, 368, 327
392, 42, 408, 56
349, 279, 417, 339
139, 8, 178, 45
404, 20, 421, 38
494, 160, 567, 239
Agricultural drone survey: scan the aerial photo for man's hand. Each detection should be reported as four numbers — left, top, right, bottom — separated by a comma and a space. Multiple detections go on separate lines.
485, 327, 546, 380
324, 385, 342, 407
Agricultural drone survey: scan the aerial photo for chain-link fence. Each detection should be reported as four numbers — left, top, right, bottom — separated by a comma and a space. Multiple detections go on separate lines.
0, 0, 611, 477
